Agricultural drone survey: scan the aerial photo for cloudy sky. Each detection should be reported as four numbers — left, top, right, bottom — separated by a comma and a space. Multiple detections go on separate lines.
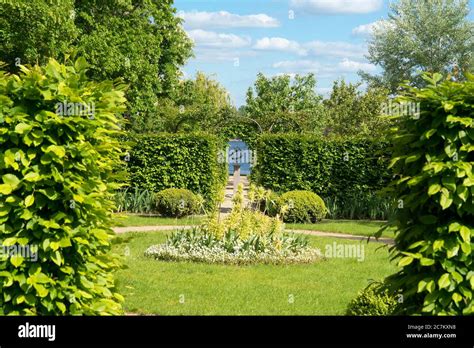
174, 0, 472, 106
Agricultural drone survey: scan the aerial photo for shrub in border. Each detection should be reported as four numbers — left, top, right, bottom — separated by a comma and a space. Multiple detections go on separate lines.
278, 190, 327, 223
154, 188, 201, 217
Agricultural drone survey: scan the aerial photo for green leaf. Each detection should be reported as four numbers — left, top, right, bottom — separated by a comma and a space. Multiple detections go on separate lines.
24, 172, 41, 182
428, 184, 441, 196
398, 256, 414, 267
45, 145, 66, 158
24, 194, 35, 208
74, 57, 89, 72
460, 226, 471, 243
14, 123, 33, 134
2, 174, 20, 188
10, 254, 24, 267
440, 189, 453, 209
438, 273, 451, 289
420, 258, 435, 266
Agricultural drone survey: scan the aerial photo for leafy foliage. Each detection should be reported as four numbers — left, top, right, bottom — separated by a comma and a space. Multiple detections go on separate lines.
346, 282, 397, 316
363, 0, 474, 92
278, 191, 327, 223
254, 134, 391, 203
243, 73, 326, 134
0, 0, 193, 132
0, 59, 126, 315
323, 79, 391, 138
384, 74, 474, 315
156, 72, 236, 134
126, 133, 227, 210
113, 187, 156, 214
154, 188, 202, 218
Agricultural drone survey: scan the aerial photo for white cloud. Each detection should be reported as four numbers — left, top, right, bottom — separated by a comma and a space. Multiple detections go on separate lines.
253, 37, 306, 54
254, 37, 366, 59
273, 60, 322, 72
352, 20, 391, 36
290, 0, 383, 14
272, 58, 376, 76
304, 40, 366, 59
338, 58, 376, 72
187, 29, 251, 48
177, 11, 279, 29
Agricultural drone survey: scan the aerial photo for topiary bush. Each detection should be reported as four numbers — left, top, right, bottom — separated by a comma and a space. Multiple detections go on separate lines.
383, 74, 474, 315
346, 282, 397, 316
0, 58, 126, 315
154, 188, 202, 217
278, 190, 327, 223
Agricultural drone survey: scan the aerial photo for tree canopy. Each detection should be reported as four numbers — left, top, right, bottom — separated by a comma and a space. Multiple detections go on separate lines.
362, 0, 474, 93
0, 0, 193, 131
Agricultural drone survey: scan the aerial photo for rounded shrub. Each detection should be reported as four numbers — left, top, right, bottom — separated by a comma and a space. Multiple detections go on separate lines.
154, 188, 201, 217
346, 282, 397, 316
278, 190, 327, 223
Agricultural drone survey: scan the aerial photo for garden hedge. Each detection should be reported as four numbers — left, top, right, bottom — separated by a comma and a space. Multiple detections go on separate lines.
0, 58, 125, 315
383, 74, 474, 315
254, 134, 391, 199
126, 133, 227, 209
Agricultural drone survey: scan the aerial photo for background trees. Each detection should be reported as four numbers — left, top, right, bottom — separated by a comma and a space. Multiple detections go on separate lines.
243, 73, 326, 134
362, 0, 474, 92
0, 0, 193, 132
323, 80, 390, 138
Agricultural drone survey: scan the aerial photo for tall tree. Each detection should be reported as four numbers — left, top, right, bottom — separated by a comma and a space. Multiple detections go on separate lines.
323, 80, 390, 138
154, 72, 235, 134
244, 73, 326, 134
361, 0, 474, 92
0, 0, 193, 131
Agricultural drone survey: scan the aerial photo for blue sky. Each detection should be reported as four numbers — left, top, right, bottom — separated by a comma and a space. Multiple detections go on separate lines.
174, 0, 473, 106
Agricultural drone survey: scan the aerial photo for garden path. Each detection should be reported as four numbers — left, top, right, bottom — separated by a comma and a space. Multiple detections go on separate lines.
112, 225, 394, 245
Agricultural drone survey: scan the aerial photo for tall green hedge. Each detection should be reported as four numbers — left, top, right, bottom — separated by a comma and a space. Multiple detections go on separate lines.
254, 134, 391, 199
0, 59, 125, 315
383, 74, 474, 315
126, 133, 227, 208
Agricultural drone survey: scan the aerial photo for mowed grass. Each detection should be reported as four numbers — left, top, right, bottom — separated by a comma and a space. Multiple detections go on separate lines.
112, 231, 397, 315
287, 220, 395, 238
112, 214, 204, 227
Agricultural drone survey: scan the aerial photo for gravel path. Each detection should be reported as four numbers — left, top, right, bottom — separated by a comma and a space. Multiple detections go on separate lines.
112, 225, 394, 244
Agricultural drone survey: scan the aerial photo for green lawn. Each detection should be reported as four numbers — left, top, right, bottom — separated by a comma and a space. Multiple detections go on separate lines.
287, 220, 395, 238
112, 230, 397, 315
112, 214, 204, 227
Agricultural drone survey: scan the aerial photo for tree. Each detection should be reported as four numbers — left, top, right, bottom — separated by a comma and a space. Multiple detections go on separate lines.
243, 73, 326, 134
323, 79, 390, 138
151, 72, 235, 134
0, 0, 193, 132
362, 0, 474, 93
0, 0, 77, 68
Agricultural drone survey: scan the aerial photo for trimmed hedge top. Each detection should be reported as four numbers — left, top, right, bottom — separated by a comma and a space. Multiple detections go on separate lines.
254, 134, 391, 198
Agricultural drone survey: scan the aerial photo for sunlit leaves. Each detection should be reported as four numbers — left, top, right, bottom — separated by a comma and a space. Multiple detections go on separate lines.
387, 75, 474, 315
0, 58, 126, 315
